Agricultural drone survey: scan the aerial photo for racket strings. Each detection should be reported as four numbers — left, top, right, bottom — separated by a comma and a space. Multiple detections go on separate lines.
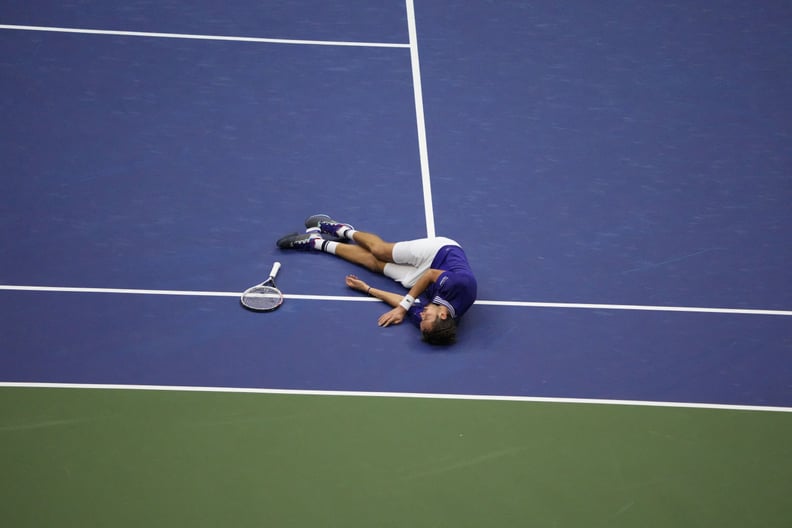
242, 285, 283, 310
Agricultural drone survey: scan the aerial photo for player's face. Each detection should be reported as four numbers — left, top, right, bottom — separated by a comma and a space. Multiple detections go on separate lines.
419, 304, 441, 332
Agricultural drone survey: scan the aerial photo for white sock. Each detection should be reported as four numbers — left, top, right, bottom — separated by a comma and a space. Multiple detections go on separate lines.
314, 239, 338, 254
343, 228, 357, 241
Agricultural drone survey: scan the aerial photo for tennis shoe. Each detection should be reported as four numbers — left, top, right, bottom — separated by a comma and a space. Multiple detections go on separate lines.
320, 220, 354, 239
276, 232, 320, 251
304, 214, 354, 239
304, 214, 333, 229
305, 226, 348, 242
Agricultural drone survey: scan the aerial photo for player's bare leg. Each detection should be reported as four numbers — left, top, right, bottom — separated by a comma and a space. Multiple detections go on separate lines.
332, 243, 387, 273
278, 215, 395, 272
304, 214, 396, 263
346, 231, 395, 263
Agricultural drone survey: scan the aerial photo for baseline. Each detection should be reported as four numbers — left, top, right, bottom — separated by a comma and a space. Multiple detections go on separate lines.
2, 382, 790, 413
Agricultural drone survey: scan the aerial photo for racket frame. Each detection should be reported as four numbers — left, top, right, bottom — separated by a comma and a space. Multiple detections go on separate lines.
240, 262, 283, 312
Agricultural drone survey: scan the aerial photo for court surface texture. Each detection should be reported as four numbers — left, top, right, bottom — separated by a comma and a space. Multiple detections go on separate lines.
1, 2, 791, 527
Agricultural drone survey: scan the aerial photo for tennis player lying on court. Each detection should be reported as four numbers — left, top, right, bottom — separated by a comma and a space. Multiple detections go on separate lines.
277, 215, 477, 345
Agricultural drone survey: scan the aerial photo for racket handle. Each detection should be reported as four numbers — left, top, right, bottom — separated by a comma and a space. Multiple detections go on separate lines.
269, 261, 281, 279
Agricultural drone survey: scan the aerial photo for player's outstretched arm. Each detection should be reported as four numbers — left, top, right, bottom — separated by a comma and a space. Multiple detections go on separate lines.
376, 269, 442, 327
345, 274, 403, 308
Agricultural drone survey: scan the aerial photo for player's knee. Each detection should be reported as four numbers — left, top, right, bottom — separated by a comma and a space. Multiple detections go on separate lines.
362, 253, 385, 273
370, 241, 394, 263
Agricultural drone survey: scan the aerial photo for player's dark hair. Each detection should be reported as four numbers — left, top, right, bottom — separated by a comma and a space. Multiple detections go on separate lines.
422, 316, 457, 346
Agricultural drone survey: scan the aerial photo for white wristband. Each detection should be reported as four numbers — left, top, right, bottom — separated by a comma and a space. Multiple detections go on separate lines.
399, 295, 415, 311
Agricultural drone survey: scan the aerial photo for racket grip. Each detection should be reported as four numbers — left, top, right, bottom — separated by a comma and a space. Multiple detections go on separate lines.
269, 261, 281, 278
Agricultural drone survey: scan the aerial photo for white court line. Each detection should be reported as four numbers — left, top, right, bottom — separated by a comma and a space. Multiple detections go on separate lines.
405, 0, 436, 238
0, 284, 378, 302
475, 299, 792, 317
1, 382, 790, 413
0, 24, 410, 48
1, 284, 791, 316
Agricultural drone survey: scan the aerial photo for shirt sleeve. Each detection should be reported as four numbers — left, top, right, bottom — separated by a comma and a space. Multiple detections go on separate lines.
431, 271, 476, 319
407, 297, 425, 327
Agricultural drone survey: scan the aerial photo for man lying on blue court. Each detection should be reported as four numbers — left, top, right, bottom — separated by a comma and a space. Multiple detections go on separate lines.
277, 214, 477, 345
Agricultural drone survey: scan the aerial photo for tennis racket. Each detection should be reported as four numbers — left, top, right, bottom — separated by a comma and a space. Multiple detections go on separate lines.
240, 262, 283, 311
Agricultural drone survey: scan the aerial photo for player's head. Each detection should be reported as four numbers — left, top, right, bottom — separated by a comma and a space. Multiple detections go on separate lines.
419, 304, 457, 345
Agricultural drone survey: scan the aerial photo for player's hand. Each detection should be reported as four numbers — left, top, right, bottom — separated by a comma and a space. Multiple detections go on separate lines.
378, 306, 406, 327
345, 274, 369, 293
